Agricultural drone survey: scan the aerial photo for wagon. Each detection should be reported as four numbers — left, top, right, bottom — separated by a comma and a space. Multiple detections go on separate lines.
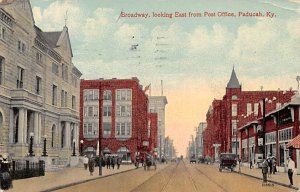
218, 153, 237, 172
144, 155, 157, 170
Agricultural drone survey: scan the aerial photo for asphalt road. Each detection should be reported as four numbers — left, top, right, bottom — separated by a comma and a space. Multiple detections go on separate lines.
54, 161, 296, 192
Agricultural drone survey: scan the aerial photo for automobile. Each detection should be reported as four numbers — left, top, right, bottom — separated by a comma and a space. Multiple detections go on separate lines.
219, 153, 237, 172
190, 155, 197, 163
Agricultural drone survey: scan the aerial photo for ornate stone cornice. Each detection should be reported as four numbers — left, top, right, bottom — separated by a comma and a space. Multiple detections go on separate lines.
34, 38, 62, 63
0, 8, 14, 27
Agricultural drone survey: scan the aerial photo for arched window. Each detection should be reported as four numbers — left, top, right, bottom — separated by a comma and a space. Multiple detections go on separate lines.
51, 125, 56, 148
61, 123, 65, 148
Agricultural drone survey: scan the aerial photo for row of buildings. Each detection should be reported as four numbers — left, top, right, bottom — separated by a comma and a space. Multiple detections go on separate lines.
201, 68, 300, 173
0, 0, 169, 168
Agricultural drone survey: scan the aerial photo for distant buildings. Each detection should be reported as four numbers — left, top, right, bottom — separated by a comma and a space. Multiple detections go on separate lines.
203, 68, 294, 162
0, 0, 82, 166
80, 78, 158, 161
148, 96, 168, 159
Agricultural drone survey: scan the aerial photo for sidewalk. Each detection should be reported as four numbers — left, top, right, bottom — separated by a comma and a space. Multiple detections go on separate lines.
235, 164, 300, 191
7, 164, 138, 192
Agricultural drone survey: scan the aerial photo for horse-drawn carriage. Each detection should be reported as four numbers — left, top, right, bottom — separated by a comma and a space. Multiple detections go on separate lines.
218, 153, 237, 172
144, 155, 157, 171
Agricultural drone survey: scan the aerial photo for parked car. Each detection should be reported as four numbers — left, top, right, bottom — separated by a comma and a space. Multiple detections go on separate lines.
190, 155, 197, 163
219, 153, 237, 172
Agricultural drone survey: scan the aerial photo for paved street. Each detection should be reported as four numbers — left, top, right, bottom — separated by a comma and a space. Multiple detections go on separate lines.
52, 161, 296, 192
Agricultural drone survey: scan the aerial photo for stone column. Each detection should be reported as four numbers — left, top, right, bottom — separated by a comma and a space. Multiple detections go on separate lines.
23, 109, 27, 144
9, 108, 14, 143
38, 113, 42, 145
34, 112, 39, 144
65, 122, 71, 148
18, 108, 24, 144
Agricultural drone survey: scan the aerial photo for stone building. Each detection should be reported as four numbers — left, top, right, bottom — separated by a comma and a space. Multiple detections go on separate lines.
148, 96, 168, 159
0, 0, 82, 166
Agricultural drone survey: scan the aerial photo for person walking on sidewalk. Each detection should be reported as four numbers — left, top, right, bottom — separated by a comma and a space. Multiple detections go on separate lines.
88, 155, 95, 176
117, 157, 122, 169
111, 156, 115, 170
287, 156, 295, 186
261, 158, 269, 183
83, 155, 89, 170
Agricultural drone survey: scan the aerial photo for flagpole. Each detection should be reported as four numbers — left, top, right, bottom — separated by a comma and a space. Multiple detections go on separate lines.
161, 80, 163, 96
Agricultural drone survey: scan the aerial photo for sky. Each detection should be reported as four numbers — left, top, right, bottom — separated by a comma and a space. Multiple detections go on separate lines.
30, 0, 300, 156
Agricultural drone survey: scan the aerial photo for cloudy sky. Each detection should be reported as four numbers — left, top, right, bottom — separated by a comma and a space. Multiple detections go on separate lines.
30, 0, 300, 156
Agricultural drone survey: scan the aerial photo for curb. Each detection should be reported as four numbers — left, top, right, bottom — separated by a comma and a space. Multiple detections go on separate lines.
233, 170, 299, 190
40, 166, 138, 192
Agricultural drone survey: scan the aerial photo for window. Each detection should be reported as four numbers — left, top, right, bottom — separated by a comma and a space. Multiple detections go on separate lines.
71, 75, 77, 88
103, 90, 112, 100
231, 95, 237, 100
0, 25, 7, 41
0, 57, 4, 85
52, 63, 59, 75
61, 124, 65, 148
103, 106, 112, 117
61, 90, 68, 107
17, 40, 26, 53
116, 122, 132, 137
116, 89, 132, 101
278, 128, 293, 142
52, 85, 57, 105
36, 76, 41, 95
94, 107, 98, 116
72, 95, 76, 109
276, 103, 282, 109
254, 103, 259, 116
231, 104, 237, 116
232, 120, 237, 136
17, 66, 24, 88
103, 122, 112, 138
62, 64, 68, 81
36, 52, 42, 64
116, 105, 131, 117
88, 106, 93, 117
247, 103, 252, 116
51, 125, 56, 148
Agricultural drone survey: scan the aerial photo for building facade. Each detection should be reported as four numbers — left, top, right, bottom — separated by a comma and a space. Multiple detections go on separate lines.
148, 96, 168, 159
203, 68, 294, 161
239, 94, 300, 172
0, 0, 82, 165
80, 78, 157, 161
195, 122, 207, 158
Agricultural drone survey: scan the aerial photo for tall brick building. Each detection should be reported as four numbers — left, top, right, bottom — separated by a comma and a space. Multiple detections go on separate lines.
80, 78, 157, 161
203, 68, 294, 161
0, 0, 82, 166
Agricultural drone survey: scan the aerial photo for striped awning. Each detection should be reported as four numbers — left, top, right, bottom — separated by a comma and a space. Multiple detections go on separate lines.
287, 134, 300, 149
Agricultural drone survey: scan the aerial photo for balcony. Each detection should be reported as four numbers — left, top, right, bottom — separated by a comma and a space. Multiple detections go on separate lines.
11, 89, 43, 104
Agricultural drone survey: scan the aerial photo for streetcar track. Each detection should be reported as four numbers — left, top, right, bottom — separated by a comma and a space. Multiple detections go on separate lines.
181, 161, 199, 192
194, 164, 229, 192
159, 162, 180, 192
130, 163, 177, 192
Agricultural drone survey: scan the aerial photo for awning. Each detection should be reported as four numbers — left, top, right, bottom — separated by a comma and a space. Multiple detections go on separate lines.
287, 134, 300, 149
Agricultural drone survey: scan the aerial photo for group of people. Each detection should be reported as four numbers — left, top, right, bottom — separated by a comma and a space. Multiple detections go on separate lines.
261, 155, 295, 186
83, 154, 123, 176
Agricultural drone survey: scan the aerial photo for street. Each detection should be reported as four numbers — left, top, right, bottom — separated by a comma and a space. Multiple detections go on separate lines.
53, 161, 294, 192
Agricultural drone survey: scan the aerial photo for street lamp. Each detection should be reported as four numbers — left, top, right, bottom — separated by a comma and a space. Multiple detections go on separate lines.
80, 140, 84, 156
72, 139, 76, 156
29, 132, 34, 156
42, 135, 48, 157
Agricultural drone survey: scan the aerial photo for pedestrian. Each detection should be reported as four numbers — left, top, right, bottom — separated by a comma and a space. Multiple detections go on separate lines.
83, 155, 88, 170
106, 156, 111, 169
88, 155, 95, 176
117, 157, 122, 169
238, 158, 241, 173
287, 156, 295, 186
267, 156, 272, 178
261, 158, 269, 183
111, 156, 115, 170
250, 160, 253, 169
272, 157, 277, 174
0, 154, 12, 191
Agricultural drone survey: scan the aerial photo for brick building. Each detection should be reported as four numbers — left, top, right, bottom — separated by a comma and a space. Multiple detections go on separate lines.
0, 0, 82, 167
239, 94, 300, 172
203, 68, 294, 161
80, 78, 157, 162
